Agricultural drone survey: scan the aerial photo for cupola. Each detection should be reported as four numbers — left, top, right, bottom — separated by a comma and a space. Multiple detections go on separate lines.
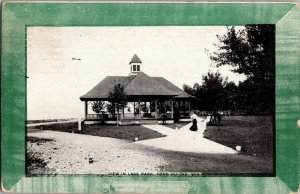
129, 54, 142, 75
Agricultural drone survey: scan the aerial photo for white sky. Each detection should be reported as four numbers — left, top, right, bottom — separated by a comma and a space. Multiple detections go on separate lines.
27, 26, 246, 120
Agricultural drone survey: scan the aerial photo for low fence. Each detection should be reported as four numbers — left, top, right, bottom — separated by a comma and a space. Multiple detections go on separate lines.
86, 111, 191, 120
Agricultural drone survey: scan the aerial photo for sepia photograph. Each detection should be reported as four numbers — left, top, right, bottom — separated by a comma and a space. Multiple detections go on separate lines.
26, 25, 274, 175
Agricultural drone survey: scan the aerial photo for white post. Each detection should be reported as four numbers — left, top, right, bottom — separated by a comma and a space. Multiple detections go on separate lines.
78, 118, 81, 131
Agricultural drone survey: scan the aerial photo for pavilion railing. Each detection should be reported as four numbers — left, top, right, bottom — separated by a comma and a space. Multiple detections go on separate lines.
86, 113, 120, 120
179, 111, 191, 118
86, 111, 191, 120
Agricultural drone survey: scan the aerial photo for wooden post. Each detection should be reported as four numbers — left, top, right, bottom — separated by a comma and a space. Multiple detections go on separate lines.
116, 103, 119, 127
188, 100, 191, 112
122, 106, 125, 119
155, 100, 158, 119
186, 100, 188, 111
112, 103, 115, 118
138, 100, 141, 119
84, 101, 88, 119
133, 101, 136, 119
171, 100, 174, 119
179, 100, 182, 118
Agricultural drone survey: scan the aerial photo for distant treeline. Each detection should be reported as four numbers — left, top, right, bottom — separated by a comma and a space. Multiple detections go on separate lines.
184, 72, 274, 116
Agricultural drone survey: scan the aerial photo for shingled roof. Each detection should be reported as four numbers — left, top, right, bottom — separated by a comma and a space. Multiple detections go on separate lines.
152, 77, 193, 99
129, 54, 142, 64
80, 72, 193, 101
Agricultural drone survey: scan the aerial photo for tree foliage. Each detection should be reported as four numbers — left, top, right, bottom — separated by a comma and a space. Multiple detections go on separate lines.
201, 71, 227, 111
106, 103, 115, 115
91, 101, 105, 113
184, 71, 228, 112
107, 83, 128, 112
207, 25, 275, 113
141, 102, 149, 113
183, 71, 273, 114
210, 25, 274, 82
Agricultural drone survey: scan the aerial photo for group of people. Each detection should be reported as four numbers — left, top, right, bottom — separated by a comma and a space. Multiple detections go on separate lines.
209, 111, 223, 125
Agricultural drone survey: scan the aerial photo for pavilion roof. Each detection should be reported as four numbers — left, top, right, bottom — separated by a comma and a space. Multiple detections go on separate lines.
80, 72, 193, 101
152, 77, 194, 99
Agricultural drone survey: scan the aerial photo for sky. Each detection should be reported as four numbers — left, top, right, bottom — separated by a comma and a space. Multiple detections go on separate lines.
27, 26, 246, 120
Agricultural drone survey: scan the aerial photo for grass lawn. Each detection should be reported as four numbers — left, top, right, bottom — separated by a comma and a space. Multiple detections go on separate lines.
152, 148, 273, 174
149, 115, 273, 174
28, 123, 165, 142
204, 116, 274, 158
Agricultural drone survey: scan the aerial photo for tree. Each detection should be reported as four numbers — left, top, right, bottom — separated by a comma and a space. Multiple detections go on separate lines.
201, 71, 227, 112
141, 102, 149, 113
107, 83, 128, 126
183, 84, 195, 96
183, 83, 203, 110
91, 101, 105, 114
106, 103, 115, 115
184, 71, 227, 113
208, 25, 275, 113
223, 82, 238, 111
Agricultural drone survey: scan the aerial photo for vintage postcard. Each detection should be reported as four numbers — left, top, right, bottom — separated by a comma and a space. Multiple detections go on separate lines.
1, 2, 299, 193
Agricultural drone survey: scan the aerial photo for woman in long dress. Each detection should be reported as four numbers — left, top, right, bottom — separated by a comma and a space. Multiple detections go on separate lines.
188, 112, 211, 138
190, 118, 198, 131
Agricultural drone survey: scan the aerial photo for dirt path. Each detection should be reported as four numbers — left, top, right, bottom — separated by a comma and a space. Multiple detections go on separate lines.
27, 130, 168, 174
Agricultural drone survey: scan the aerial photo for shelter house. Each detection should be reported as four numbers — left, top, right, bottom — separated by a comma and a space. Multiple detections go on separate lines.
80, 54, 194, 124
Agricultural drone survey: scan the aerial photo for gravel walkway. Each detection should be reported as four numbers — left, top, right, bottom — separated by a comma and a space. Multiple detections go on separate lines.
27, 116, 235, 175
27, 130, 168, 174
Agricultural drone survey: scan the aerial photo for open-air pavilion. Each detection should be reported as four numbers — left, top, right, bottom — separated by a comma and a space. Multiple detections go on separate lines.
80, 54, 194, 124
